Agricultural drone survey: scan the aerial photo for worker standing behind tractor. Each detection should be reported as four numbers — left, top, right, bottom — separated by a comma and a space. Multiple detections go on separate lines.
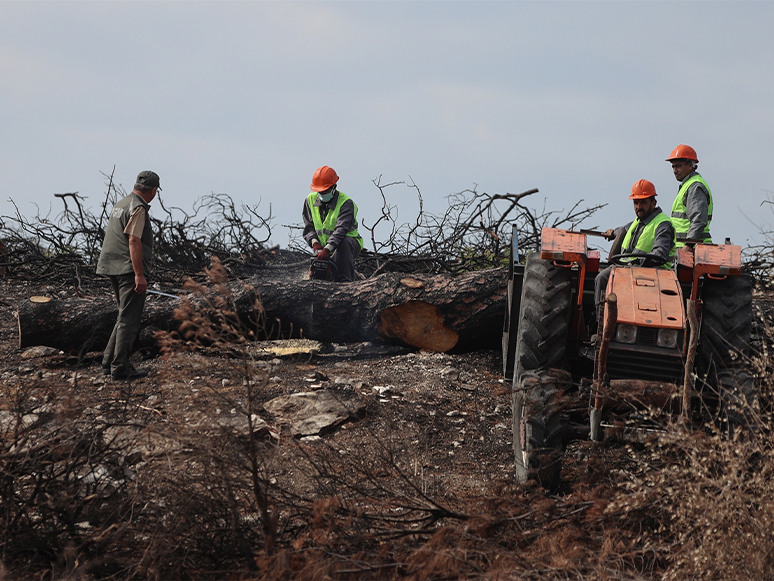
594, 179, 676, 308
666, 144, 713, 247
302, 165, 363, 282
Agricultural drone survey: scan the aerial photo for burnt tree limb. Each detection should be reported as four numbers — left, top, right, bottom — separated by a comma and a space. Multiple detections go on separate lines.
17, 269, 508, 354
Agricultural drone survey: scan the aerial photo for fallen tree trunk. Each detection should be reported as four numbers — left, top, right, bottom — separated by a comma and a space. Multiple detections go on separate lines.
17, 268, 508, 354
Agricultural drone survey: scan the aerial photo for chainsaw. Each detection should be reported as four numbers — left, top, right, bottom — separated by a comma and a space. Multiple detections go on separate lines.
309, 258, 338, 281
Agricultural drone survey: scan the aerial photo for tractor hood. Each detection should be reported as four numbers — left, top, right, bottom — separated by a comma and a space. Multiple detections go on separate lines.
608, 267, 684, 329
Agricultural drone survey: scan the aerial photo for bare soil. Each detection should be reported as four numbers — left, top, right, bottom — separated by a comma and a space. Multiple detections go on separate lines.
1, 275, 518, 492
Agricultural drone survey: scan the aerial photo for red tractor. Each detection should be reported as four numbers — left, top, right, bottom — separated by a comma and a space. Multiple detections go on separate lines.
502, 226, 754, 489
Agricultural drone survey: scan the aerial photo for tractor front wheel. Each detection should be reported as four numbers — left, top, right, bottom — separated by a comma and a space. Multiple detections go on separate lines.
513, 369, 571, 490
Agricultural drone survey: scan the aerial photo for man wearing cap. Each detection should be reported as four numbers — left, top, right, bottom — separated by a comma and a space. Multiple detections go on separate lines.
97, 170, 160, 380
665, 144, 712, 247
302, 165, 363, 282
594, 179, 676, 308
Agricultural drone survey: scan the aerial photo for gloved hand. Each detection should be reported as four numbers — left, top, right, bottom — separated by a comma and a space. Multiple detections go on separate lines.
312, 241, 323, 256
317, 247, 330, 261
603, 229, 616, 241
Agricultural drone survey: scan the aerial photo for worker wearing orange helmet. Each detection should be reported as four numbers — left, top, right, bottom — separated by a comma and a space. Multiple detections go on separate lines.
666, 144, 713, 247
302, 165, 363, 282
593, 179, 676, 308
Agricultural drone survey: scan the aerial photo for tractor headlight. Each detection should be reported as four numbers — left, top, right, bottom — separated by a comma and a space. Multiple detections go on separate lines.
657, 329, 679, 349
615, 324, 637, 344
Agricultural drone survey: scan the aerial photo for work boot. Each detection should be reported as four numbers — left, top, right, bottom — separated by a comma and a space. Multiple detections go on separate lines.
102, 366, 111, 376
111, 366, 148, 381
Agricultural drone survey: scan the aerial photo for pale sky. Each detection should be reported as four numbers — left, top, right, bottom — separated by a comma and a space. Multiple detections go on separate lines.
2, 1, 773, 252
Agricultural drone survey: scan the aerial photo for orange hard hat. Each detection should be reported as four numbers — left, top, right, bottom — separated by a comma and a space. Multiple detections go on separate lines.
310, 166, 339, 192
630, 179, 657, 200
666, 144, 698, 163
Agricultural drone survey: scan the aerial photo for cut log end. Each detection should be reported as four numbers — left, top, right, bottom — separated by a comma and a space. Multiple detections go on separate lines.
379, 300, 459, 352
29, 296, 52, 303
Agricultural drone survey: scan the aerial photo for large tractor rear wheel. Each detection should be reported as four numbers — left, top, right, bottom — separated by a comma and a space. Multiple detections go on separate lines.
511, 254, 573, 488
697, 274, 754, 431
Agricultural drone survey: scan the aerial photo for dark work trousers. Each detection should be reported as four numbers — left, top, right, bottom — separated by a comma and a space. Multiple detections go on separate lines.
103, 273, 146, 373
594, 265, 615, 308
331, 236, 362, 282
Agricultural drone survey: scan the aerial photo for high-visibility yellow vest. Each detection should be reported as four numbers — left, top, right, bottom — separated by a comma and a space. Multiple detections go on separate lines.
670, 174, 713, 246
306, 191, 363, 248
621, 211, 675, 269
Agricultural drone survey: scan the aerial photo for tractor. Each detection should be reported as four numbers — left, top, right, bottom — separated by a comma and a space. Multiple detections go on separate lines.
502, 225, 754, 489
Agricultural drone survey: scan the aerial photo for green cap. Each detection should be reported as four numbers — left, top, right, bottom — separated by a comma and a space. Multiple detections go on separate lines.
136, 170, 161, 190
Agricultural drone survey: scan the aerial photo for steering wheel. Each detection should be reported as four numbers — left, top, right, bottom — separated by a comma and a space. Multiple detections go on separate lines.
609, 252, 666, 267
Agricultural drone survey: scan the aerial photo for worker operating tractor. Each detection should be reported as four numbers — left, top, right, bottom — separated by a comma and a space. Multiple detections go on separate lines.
594, 179, 676, 309
666, 144, 713, 248
302, 165, 364, 282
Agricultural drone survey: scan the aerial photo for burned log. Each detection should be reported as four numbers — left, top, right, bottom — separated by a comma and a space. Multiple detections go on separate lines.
17, 268, 508, 354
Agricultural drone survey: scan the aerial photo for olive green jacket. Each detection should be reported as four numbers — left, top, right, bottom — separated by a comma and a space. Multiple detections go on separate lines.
96, 193, 154, 276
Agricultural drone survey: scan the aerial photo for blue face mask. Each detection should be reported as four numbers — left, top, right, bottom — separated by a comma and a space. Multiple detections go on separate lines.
318, 190, 335, 203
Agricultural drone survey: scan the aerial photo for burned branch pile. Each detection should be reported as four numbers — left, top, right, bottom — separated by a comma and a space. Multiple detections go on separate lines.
354, 177, 607, 276
0, 169, 287, 288
1, 171, 606, 290
743, 192, 774, 284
